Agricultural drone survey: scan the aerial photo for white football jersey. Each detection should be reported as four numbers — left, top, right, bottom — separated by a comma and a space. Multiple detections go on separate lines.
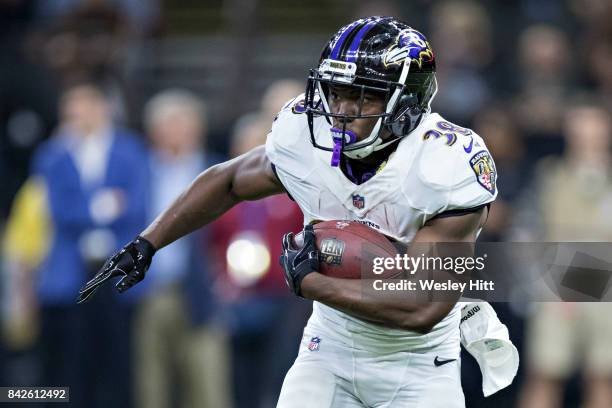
266, 95, 497, 351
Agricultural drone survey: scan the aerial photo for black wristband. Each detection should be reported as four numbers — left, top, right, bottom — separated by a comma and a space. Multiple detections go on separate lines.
134, 235, 157, 257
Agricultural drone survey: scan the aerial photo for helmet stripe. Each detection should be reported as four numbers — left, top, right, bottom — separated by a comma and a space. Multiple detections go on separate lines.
330, 19, 363, 60
345, 19, 379, 62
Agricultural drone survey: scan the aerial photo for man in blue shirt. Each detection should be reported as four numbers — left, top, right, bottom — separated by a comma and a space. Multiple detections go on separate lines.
32, 80, 148, 407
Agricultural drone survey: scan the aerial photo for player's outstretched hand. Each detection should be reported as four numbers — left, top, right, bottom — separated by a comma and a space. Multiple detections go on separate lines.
280, 224, 319, 297
76, 236, 156, 304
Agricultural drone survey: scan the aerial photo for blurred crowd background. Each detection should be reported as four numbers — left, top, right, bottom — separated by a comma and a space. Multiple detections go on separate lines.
1, 0, 612, 407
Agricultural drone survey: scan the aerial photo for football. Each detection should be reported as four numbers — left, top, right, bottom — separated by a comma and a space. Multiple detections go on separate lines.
292, 220, 401, 279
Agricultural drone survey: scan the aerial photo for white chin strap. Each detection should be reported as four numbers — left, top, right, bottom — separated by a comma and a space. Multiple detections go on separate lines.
343, 127, 399, 159
342, 117, 383, 159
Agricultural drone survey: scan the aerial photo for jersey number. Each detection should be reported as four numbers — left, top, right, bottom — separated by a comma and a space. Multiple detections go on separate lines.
423, 121, 472, 146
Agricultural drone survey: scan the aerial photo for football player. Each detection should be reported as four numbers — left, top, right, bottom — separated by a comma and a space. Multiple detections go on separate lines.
78, 17, 500, 407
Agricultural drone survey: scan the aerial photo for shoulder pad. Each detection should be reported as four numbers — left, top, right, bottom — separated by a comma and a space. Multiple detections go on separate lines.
407, 114, 497, 216
264, 93, 314, 180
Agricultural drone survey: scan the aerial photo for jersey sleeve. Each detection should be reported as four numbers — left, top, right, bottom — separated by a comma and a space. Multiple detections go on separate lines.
264, 93, 314, 181
406, 129, 498, 219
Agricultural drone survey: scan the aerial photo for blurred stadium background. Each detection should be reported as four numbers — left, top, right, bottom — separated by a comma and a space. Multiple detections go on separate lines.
1, 0, 612, 407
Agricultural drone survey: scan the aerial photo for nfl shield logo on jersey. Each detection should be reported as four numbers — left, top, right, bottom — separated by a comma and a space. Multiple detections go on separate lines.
352, 194, 365, 209
307, 336, 321, 351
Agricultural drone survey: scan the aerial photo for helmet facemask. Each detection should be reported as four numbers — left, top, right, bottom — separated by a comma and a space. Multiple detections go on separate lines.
305, 59, 436, 165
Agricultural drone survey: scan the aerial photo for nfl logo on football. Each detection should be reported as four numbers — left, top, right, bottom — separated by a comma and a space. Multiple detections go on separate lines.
307, 336, 321, 352
352, 194, 365, 209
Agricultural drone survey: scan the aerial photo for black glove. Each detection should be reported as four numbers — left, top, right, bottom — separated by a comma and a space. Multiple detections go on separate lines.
280, 224, 319, 297
76, 236, 156, 304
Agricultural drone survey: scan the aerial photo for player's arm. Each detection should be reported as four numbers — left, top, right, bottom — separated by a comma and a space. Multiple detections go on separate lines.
77, 146, 284, 303
299, 208, 486, 334
142, 145, 283, 249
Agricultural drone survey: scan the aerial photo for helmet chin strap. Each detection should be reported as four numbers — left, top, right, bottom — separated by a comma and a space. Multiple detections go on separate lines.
342, 128, 401, 159
332, 114, 405, 161
341, 107, 431, 160
340, 116, 384, 160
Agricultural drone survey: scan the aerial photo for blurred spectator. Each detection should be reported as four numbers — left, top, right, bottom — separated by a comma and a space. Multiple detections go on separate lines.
429, 0, 493, 122
210, 81, 309, 408
519, 25, 570, 92
231, 79, 304, 156
30, 80, 148, 407
459, 103, 529, 408
30, 0, 143, 126
572, 0, 612, 100
40, 0, 129, 77
1, 176, 50, 389
514, 24, 571, 159
261, 80, 305, 123
585, 40, 612, 109
473, 104, 528, 242
133, 89, 231, 408
569, 0, 612, 38
2, 177, 49, 352
518, 98, 612, 408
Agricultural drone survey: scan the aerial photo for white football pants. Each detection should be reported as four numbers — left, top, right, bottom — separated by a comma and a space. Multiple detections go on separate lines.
277, 324, 465, 407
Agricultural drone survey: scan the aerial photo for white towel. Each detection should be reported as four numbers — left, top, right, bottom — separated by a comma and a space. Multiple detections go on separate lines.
459, 302, 519, 397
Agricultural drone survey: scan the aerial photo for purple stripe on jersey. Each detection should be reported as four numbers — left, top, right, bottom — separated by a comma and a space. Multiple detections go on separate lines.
345, 19, 378, 62
330, 20, 363, 60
